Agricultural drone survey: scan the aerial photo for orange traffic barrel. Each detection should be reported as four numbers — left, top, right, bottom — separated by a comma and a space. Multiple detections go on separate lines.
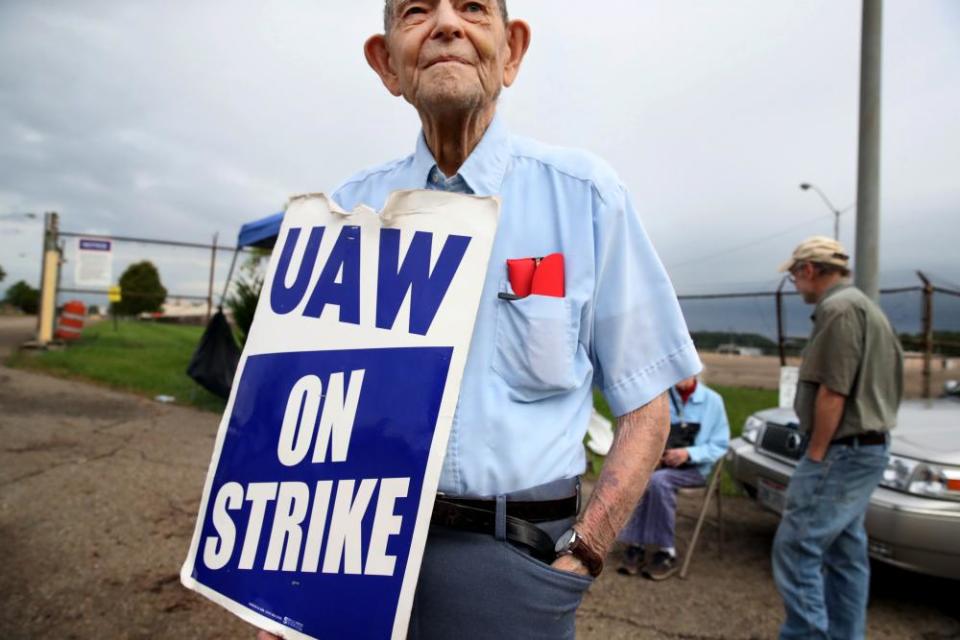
55, 300, 86, 340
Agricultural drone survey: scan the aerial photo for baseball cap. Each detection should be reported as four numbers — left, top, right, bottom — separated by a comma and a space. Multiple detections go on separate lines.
778, 236, 850, 272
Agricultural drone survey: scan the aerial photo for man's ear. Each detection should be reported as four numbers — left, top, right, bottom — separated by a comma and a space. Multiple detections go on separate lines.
502, 20, 531, 88
364, 34, 402, 96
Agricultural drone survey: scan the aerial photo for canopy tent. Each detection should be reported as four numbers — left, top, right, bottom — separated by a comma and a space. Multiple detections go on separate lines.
186, 209, 284, 398
237, 211, 284, 249
214, 209, 284, 311
217, 209, 286, 305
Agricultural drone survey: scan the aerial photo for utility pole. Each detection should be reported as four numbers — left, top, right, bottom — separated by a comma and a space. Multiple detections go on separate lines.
206, 232, 218, 322
854, 0, 883, 301
35, 212, 60, 345
776, 278, 787, 366
917, 272, 934, 400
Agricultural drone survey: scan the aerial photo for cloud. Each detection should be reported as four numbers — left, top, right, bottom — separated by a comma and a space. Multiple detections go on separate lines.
0, 0, 957, 318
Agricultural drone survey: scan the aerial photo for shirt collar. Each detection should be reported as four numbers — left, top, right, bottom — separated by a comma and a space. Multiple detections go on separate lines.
409, 112, 511, 196
688, 382, 706, 405
811, 282, 850, 321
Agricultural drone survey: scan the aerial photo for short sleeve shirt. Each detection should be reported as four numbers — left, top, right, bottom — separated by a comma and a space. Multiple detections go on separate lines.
794, 284, 904, 439
333, 114, 701, 496
668, 384, 730, 479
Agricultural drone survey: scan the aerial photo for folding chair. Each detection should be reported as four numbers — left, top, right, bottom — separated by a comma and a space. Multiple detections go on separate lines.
677, 454, 726, 579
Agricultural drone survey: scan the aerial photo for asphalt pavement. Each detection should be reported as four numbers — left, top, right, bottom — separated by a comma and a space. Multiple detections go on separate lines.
0, 314, 34, 356
0, 315, 957, 639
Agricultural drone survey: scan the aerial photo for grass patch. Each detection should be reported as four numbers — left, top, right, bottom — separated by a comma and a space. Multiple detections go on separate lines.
10, 320, 779, 495
712, 384, 777, 494
7, 319, 226, 413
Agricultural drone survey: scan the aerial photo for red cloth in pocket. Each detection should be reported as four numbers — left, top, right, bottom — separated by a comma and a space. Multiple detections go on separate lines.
530, 253, 564, 297
506, 257, 537, 298
506, 253, 565, 298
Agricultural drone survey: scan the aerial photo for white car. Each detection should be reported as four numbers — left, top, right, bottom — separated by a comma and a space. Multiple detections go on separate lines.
727, 382, 960, 580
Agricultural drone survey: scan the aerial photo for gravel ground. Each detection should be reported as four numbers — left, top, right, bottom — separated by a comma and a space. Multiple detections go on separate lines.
1, 318, 958, 639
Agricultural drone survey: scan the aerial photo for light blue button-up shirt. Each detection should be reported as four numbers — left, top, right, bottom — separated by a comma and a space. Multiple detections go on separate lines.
333, 114, 701, 497
668, 383, 730, 479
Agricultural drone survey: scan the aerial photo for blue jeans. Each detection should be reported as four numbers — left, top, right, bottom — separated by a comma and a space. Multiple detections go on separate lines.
772, 441, 889, 640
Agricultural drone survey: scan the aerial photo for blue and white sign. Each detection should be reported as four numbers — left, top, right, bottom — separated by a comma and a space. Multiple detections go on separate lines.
75, 237, 113, 287
181, 191, 499, 640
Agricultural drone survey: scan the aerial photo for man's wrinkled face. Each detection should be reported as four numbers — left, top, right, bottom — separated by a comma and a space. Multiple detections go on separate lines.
383, 0, 511, 113
789, 262, 818, 304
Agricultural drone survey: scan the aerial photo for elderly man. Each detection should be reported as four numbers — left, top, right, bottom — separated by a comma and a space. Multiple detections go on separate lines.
617, 376, 729, 580
772, 237, 902, 640
260, 2, 699, 638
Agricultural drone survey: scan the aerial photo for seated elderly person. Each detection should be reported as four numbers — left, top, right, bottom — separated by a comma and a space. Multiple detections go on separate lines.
617, 376, 730, 580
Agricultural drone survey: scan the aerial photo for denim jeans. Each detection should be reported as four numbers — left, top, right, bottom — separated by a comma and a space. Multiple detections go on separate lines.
772, 441, 889, 640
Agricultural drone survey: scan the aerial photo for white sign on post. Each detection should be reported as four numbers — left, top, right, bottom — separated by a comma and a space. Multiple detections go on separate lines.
181, 191, 499, 640
779, 365, 799, 409
75, 238, 113, 287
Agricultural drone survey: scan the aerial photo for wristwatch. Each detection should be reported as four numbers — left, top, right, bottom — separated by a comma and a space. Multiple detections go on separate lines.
554, 527, 604, 577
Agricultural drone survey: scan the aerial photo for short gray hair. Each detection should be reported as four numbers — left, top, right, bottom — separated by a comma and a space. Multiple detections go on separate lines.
383, 1, 509, 32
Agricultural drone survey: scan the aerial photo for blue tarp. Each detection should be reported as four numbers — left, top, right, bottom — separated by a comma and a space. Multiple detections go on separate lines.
237, 211, 283, 249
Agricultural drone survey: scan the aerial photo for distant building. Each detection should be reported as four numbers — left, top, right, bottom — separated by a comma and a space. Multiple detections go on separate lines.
138, 298, 208, 324
716, 343, 764, 357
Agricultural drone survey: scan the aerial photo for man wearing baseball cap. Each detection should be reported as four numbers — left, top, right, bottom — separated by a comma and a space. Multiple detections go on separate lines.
772, 236, 903, 639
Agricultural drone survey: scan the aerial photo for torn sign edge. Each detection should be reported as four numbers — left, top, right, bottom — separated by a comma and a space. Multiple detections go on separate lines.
179, 190, 501, 640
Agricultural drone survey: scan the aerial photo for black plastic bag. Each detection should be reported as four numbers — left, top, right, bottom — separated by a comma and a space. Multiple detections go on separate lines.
187, 310, 241, 399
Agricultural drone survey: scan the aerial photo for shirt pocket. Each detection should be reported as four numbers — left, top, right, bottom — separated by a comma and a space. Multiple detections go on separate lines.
492, 280, 580, 402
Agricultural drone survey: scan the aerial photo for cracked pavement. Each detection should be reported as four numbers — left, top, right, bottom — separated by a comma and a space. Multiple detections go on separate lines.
0, 358, 251, 639
0, 317, 957, 639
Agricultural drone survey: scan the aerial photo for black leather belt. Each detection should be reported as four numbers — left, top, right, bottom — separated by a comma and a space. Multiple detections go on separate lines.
437, 494, 578, 523
832, 431, 887, 447
431, 494, 578, 564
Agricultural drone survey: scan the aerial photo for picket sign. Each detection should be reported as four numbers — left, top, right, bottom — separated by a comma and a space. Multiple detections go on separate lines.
181, 191, 500, 640
779, 366, 799, 409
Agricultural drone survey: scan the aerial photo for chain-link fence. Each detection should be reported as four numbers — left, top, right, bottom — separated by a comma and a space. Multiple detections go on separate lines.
54, 228, 250, 323
677, 275, 960, 398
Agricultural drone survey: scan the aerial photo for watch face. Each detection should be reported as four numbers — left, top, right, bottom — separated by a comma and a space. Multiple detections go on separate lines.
555, 528, 576, 553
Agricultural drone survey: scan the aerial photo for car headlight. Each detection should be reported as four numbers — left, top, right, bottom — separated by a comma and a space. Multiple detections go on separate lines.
742, 416, 765, 444
880, 456, 917, 491
880, 454, 960, 502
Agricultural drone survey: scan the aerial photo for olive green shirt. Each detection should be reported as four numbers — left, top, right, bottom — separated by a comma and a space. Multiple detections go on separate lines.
794, 283, 904, 439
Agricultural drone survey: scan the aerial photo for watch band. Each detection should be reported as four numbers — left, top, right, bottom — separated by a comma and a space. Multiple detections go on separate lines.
556, 528, 604, 577
568, 536, 604, 577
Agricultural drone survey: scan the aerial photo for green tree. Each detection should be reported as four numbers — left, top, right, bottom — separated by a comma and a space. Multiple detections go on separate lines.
0, 264, 6, 282
226, 249, 267, 346
113, 261, 167, 316
4, 280, 39, 314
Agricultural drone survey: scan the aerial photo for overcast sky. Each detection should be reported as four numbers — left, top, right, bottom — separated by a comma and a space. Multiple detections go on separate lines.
1, 0, 958, 301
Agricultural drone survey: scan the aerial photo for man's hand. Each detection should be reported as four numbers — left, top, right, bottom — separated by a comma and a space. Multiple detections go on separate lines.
661, 448, 689, 468
551, 553, 591, 577
257, 631, 282, 640
806, 384, 846, 462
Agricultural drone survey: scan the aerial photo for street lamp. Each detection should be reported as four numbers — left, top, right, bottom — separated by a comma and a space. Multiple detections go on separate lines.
0, 212, 38, 221
799, 183, 854, 241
